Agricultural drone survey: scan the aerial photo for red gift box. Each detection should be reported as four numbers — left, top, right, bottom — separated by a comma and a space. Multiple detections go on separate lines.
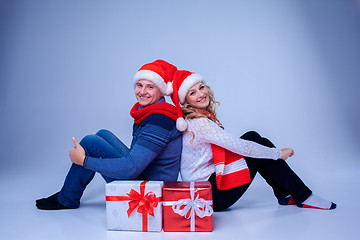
163, 181, 213, 232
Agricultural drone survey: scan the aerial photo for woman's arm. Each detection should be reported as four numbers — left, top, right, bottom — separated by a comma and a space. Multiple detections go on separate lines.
190, 117, 283, 160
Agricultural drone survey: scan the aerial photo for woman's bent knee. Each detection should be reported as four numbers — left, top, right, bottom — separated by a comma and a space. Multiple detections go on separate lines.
241, 131, 261, 141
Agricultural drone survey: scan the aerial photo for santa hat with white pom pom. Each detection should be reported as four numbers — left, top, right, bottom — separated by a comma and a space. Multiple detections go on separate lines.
171, 70, 204, 131
133, 59, 176, 96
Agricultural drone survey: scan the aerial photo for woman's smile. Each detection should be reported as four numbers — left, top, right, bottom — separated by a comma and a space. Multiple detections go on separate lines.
198, 95, 207, 103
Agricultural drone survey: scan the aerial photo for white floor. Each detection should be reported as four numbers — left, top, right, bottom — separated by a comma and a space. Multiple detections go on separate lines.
0, 163, 357, 240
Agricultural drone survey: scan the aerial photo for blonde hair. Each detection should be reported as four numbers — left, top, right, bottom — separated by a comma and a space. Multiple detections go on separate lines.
181, 84, 223, 142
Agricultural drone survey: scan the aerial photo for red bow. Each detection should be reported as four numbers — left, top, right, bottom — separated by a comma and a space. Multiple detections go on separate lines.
126, 184, 160, 217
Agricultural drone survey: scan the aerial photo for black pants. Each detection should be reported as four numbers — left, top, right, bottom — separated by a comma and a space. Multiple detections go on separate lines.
209, 131, 312, 211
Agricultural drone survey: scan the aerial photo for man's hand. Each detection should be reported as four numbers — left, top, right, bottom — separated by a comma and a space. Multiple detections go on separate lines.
69, 137, 86, 166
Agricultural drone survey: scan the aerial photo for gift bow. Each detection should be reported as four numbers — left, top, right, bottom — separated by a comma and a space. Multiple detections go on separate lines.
126, 187, 160, 217
171, 182, 213, 231
172, 194, 213, 219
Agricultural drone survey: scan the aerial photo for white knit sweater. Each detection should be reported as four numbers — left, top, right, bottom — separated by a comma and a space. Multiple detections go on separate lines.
180, 117, 282, 182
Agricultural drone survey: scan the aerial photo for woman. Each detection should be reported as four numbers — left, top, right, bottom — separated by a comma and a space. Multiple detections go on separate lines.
170, 70, 336, 211
36, 60, 182, 210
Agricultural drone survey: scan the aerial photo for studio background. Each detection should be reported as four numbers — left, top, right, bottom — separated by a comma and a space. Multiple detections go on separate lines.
1, 1, 359, 240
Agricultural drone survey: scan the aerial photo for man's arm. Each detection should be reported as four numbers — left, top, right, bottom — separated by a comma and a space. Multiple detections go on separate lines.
83, 115, 176, 179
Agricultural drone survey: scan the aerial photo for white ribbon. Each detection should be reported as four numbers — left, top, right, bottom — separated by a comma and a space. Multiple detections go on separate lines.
171, 182, 213, 231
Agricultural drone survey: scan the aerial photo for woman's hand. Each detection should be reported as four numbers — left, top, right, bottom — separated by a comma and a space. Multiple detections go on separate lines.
69, 137, 86, 166
280, 148, 294, 160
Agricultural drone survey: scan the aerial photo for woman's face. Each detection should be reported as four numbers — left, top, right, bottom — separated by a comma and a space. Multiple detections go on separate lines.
185, 82, 210, 110
135, 79, 162, 107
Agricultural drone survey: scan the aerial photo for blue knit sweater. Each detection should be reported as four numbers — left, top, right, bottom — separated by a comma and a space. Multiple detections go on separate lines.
83, 109, 182, 182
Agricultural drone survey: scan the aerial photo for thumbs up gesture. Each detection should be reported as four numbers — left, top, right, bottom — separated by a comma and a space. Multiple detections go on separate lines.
69, 137, 86, 166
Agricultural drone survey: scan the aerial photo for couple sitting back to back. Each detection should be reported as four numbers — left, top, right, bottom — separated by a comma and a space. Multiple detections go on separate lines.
36, 60, 336, 212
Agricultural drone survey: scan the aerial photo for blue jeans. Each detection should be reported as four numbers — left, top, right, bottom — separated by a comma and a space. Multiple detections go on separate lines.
57, 129, 130, 208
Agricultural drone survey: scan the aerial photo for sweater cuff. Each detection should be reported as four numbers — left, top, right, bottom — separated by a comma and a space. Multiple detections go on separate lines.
275, 149, 282, 160
83, 155, 90, 169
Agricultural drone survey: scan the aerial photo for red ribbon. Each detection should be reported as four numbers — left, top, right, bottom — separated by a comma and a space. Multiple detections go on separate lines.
106, 181, 161, 231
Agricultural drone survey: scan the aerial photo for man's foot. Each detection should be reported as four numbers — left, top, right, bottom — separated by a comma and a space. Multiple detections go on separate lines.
36, 192, 76, 210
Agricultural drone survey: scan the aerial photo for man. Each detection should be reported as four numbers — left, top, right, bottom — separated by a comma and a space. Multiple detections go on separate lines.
36, 60, 182, 210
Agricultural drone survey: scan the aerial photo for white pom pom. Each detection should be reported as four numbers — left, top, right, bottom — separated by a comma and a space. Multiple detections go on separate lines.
176, 118, 187, 132
165, 81, 173, 96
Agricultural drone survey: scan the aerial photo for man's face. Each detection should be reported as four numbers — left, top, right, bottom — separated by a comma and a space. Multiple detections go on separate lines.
135, 79, 162, 107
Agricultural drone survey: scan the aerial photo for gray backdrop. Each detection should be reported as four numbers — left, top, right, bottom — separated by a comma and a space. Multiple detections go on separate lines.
1, 1, 360, 239
1, 0, 359, 180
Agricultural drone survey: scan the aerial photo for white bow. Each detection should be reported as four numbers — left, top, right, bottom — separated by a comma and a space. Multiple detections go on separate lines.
172, 194, 213, 219
171, 182, 213, 231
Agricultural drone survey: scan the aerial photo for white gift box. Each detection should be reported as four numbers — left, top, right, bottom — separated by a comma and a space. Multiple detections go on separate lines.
106, 180, 163, 231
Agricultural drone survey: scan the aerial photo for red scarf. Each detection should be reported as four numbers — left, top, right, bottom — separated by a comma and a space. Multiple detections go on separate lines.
130, 102, 178, 124
199, 110, 251, 190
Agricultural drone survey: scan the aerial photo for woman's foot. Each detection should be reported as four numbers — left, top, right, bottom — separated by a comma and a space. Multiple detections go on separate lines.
278, 195, 296, 205
36, 192, 76, 210
297, 194, 336, 210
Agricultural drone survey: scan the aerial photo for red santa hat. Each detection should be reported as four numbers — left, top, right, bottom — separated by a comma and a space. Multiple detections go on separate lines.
133, 59, 177, 96
171, 70, 204, 131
